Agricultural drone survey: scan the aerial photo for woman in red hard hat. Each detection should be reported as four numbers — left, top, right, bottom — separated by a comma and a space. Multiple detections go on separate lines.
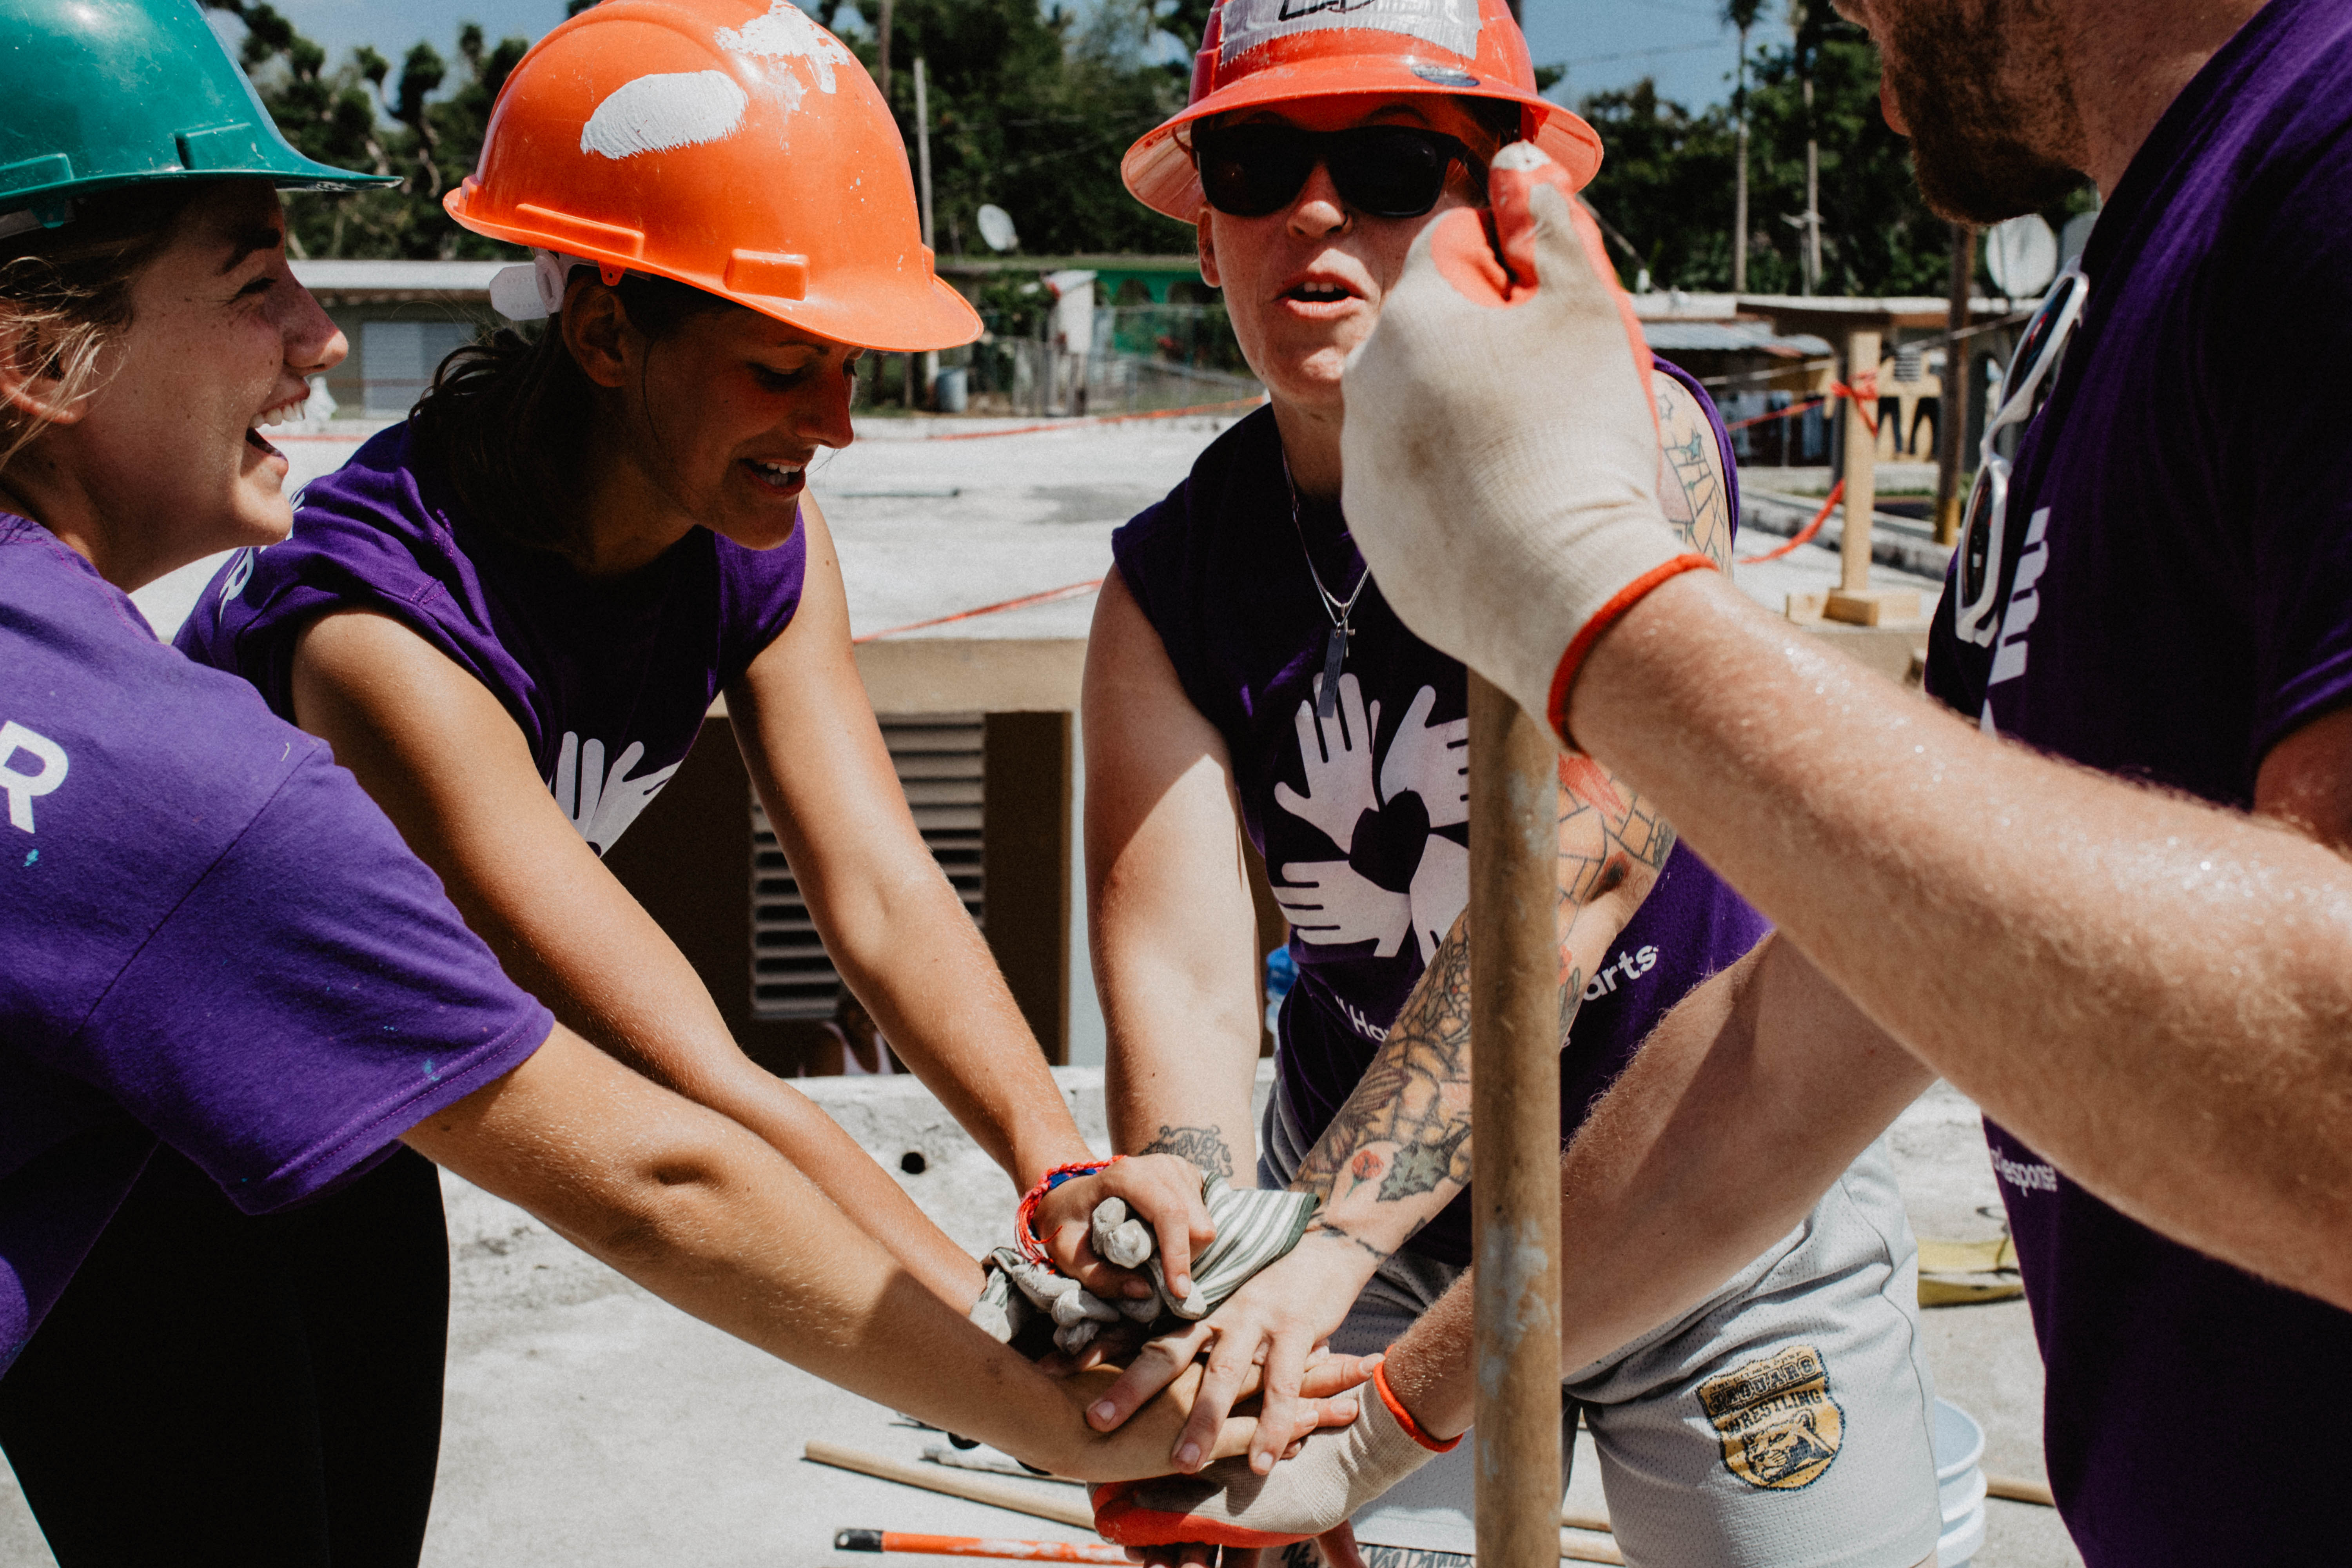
1083, 0, 1945, 1563
0, 2, 1373, 1564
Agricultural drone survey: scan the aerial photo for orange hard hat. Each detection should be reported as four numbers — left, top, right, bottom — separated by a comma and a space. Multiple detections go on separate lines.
445, 0, 978, 353
1123, 0, 1602, 222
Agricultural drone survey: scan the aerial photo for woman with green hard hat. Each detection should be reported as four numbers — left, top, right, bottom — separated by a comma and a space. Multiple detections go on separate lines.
0, 4, 1369, 1564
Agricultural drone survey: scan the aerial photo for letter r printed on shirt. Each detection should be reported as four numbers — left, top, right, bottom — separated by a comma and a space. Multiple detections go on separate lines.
0, 722, 68, 833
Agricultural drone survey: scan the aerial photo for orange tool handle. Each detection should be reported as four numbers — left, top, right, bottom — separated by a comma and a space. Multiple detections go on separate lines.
835, 1530, 1130, 1563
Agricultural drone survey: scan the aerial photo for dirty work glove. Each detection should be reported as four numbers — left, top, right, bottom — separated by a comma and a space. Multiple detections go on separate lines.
1147, 1177, 1318, 1321
1340, 142, 1714, 742
1091, 1364, 1454, 1548
1081, 1178, 1319, 1323
976, 1247, 1127, 1353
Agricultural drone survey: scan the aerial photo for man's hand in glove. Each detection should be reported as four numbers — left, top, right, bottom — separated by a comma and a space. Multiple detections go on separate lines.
1340, 142, 1713, 742
1034, 1153, 1217, 1302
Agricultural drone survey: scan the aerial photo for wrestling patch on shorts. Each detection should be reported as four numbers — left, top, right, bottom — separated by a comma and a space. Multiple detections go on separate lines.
1696, 1345, 1844, 1490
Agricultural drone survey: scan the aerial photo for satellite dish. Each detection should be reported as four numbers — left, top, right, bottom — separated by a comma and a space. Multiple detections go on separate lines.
1985, 214, 2058, 299
976, 203, 1018, 253
2059, 209, 2098, 267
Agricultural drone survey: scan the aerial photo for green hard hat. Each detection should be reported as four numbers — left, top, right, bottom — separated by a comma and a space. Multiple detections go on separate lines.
0, 0, 395, 235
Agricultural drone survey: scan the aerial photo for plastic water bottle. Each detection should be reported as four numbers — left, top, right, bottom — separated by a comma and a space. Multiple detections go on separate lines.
1263, 946, 1298, 1036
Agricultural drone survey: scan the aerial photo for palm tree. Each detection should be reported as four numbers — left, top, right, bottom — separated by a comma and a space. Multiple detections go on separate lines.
1724, 0, 1766, 293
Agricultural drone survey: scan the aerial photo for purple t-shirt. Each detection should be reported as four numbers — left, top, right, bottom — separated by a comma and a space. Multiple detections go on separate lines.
0, 517, 552, 1372
177, 423, 807, 855
1114, 370, 1770, 1267
1923, 0, 2352, 1557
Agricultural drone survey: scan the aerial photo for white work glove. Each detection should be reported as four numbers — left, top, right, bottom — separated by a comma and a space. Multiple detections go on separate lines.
1091, 1364, 1452, 1548
1341, 143, 1713, 740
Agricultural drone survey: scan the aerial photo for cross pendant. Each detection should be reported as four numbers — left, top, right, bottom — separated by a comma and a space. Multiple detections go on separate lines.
1316, 623, 1350, 719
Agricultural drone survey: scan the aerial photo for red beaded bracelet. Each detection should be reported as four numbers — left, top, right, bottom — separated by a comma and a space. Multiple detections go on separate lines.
1014, 1156, 1122, 1265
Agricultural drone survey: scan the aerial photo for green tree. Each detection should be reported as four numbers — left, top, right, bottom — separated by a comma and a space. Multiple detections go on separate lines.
864, 0, 1192, 257
201, 1, 532, 260
1577, 15, 1955, 297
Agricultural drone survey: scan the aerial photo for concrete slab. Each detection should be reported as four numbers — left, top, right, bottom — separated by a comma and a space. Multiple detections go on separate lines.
0, 1071, 2077, 1567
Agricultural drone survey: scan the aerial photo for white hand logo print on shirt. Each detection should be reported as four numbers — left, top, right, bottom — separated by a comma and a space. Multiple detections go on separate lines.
548, 731, 679, 855
1272, 674, 1470, 965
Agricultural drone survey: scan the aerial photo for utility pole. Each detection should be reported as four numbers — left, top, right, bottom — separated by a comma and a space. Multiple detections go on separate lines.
913, 56, 935, 251
876, 0, 893, 97
912, 55, 936, 409
1724, 0, 1762, 293
1935, 224, 1976, 544
1795, 0, 1821, 293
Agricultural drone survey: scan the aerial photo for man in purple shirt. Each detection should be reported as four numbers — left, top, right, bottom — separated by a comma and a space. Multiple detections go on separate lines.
1114, 0, 2352, 1561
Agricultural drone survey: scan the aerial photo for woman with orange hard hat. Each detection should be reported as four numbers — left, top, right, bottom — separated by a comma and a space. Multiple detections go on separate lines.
3, 0, 1371, 1551
1080, 0, 1945, 1563
0, 2, 1382, 1564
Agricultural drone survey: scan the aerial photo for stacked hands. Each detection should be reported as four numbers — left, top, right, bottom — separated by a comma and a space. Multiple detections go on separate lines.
989, 1156, 1430, 1563
1021, 145, 1690, 1558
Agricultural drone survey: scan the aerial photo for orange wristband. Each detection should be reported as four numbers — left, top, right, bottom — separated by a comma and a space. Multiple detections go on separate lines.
1374, 1361, 1462, 1454
1545, 554, 1716, 744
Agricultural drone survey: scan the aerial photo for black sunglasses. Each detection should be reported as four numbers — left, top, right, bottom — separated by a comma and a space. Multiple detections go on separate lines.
1187, 123, 1481, 220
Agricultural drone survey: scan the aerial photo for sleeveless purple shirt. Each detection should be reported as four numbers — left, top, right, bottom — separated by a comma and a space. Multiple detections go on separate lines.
1112, 365, 1770, 1266
177, 423, 806, 856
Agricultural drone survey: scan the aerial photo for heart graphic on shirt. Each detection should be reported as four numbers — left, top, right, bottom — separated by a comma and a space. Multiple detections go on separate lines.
1347, 788, 1430, 894
1272, 676, 1469, 965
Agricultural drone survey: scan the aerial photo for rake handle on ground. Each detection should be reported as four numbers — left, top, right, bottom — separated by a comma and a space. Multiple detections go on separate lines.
804, 1443, 1094, 1531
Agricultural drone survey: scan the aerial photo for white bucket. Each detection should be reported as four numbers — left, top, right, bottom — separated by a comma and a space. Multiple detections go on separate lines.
1933, 1397, 1989, 1567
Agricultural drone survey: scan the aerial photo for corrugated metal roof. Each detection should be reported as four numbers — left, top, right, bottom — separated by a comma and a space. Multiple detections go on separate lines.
1641, 319, 1833, 357
290, 259, 509, 295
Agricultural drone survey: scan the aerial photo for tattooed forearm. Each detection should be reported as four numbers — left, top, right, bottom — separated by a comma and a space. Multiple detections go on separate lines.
1293, 918, 1477, 1209
1655, 378, 1735, 569
1140, 1124, 1234, 1181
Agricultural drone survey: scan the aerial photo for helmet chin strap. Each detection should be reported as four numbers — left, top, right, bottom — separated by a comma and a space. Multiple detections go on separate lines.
487, 250, 623, 322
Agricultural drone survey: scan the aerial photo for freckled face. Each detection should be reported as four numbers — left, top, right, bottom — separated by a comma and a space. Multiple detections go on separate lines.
1198, 95, 1495, 417
619, 308, 860, 552
72, 181, 345, 567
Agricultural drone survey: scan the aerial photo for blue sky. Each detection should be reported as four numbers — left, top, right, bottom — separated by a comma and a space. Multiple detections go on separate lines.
247, 0, 1776, 113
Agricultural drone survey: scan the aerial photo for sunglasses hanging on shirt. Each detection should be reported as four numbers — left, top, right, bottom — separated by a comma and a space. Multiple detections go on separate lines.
1953, 263, 2091, 646
1188, 123, 1481, 220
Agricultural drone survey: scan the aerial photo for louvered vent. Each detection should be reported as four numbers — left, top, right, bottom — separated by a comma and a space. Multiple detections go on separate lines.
751, 715, 986, 1019
1894, 344, 1924, 383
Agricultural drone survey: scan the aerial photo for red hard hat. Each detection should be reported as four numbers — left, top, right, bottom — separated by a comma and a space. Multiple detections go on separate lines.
445, 0, 978, 352
1123, 0, 1602, 222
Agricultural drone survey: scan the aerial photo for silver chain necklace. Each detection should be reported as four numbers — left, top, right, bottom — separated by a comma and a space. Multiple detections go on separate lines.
1283, 452, 1370, 719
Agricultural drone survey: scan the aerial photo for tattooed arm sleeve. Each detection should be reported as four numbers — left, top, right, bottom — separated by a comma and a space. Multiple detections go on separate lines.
1281, 377, 1731, 1259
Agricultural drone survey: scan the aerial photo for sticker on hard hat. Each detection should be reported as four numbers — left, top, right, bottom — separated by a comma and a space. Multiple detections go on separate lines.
1220, 0, 1481, 65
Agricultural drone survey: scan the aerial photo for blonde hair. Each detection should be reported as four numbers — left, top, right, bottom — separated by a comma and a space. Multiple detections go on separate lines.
0, 184, 199, 474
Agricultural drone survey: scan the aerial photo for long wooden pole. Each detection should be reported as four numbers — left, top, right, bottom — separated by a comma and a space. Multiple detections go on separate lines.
1935, 226, 1977, 546
1468, 673, 1564, 1568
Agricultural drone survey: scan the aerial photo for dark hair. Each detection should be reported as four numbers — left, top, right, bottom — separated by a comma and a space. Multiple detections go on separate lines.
0, 182, 204, 472
410, 269, 733, 559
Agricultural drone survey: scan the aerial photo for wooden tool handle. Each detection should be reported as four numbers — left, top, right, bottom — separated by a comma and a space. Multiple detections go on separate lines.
1469, 673, 1566, 1568
804, 1443, 1096, 1532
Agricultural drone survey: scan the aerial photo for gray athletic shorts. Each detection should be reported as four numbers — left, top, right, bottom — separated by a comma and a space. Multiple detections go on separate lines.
1261, 1080, 1940, 1568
